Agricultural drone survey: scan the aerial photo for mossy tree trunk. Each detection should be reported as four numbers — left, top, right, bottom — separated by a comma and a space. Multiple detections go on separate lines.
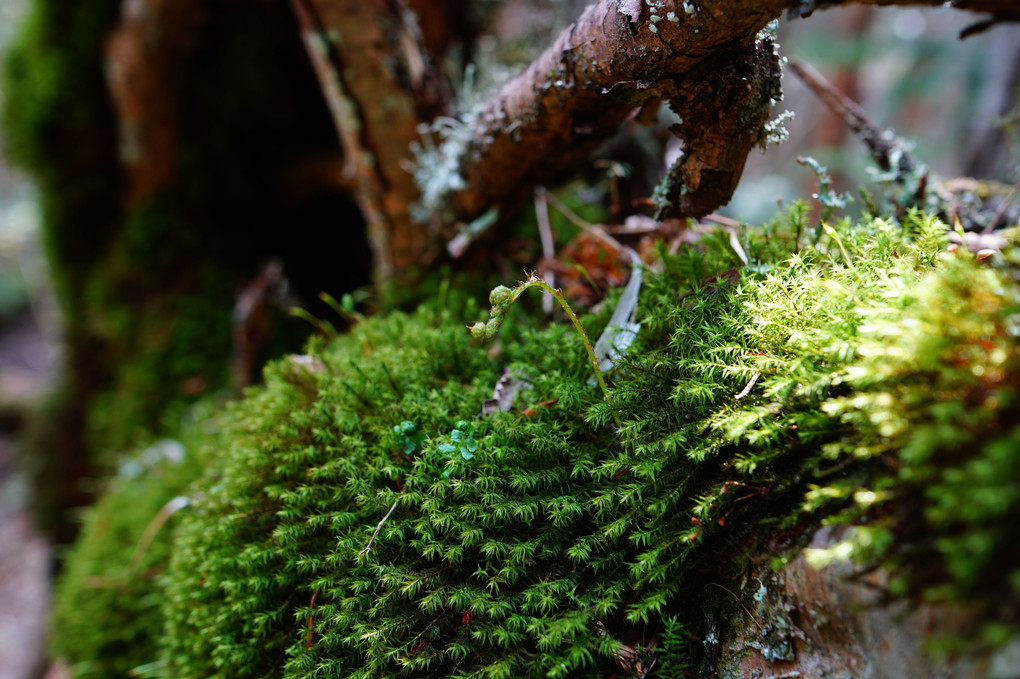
7, 0, 1019, 674
4, 0, 372, 539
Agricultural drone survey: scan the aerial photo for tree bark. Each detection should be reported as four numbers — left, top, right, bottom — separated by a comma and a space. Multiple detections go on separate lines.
105, 0, 205, 207
431, 0, 1014, 226
290, 0, 452, 298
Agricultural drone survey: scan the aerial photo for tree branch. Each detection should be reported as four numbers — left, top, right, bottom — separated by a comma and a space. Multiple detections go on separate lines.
295, 0, 1015, 286
419, 0, 1015, 225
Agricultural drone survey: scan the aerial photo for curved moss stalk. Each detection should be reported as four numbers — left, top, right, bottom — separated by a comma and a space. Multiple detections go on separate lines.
470, 275, 621, 428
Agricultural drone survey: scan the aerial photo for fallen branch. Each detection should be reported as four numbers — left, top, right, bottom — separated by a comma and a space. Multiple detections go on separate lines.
422, 0, 1014, 228
290, 0, 1016, 286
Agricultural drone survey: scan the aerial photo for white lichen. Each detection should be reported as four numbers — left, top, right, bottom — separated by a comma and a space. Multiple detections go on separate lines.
762, 110, 795, 148
410, 118, 470, 223
757, 18, 780, 43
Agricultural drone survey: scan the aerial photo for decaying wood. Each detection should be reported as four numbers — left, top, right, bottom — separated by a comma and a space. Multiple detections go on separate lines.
729, 527, 1004, 678
655, 39, 781, 220
422, 0, 1014, 227
289, 0, 1013, 284
443, 0, 776, 222
104, 0, 1017, 289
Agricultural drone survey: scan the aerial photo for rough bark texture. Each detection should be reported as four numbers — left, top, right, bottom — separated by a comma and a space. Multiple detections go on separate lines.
441, 0, 777, 222
425, 0, 1015, 225
291, 0, 450, 296
728, 528, 1012, 678
657, 38, 781, 219
284, 0, 1014, 281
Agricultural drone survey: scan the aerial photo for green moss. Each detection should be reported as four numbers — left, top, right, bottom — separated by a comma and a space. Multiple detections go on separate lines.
52, 211, 1020, 676
4, 0, 371, 538
50, 402, 217, 679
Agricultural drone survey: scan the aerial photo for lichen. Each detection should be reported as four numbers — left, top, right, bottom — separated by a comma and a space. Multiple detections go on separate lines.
762, 109, 795, 147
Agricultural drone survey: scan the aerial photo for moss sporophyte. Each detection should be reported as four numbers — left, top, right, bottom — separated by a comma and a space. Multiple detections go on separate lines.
470, 275, 621, 428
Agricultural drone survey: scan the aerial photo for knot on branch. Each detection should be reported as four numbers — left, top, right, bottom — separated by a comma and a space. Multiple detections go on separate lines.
655, 35, 782, 220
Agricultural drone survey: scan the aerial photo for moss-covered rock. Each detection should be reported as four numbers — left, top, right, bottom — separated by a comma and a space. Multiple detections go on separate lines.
51, 212, 1020, 676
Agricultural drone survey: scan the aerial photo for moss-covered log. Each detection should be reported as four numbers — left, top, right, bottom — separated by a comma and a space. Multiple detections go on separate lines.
51, 213, 1020, 677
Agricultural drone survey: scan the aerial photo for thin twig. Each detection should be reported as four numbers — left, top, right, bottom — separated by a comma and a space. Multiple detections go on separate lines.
130, 496, 191, 572
360, 499, 399, 555
734, 373, 759, 400
788, 60, 913, 174
707, 581, 763, 631
543, 191, 628, 256
984, 174, 1020, 234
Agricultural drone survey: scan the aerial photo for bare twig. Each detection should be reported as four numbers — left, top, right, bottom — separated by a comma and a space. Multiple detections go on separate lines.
543, 191, 627, 256
734, 373, 760, 400
788, 59, 917, 175
360, 499, 400, 555
440, 0, 1013, 228
130, 496, 191, 572
984, 174, 1020, 234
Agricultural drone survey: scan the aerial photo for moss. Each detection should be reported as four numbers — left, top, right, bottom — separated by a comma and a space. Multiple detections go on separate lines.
51, 211, 1020, 676
50, 401, 217, 679
2, 0, 127, 538
0, 0, 123, 302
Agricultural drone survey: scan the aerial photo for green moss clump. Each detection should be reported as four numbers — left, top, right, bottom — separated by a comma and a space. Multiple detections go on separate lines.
50, 403, 215, 679
52, 211, 1020, 676
1, 0, 122, 302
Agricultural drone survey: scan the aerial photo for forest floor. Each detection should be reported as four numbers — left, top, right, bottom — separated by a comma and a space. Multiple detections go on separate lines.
0, 314, 57, 679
